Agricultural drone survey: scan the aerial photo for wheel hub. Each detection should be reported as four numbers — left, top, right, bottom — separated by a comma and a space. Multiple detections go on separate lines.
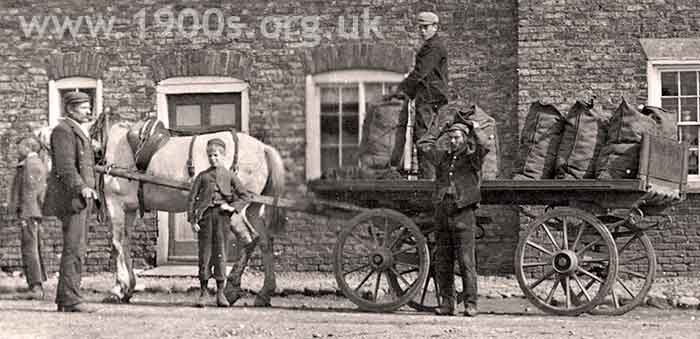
552, 250, 578, 274
369, 248, 394, 270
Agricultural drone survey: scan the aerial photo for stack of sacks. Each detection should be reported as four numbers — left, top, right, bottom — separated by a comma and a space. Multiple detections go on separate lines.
359, 98, 405, 169
555, 100, 611, 179
513, 101, 566, 179
595, 98, 658, 179
439, 103, 501, 179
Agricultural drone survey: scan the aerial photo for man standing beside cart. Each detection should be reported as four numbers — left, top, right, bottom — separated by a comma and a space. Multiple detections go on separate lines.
417, 119, 490, 317
386, 11, 449, 180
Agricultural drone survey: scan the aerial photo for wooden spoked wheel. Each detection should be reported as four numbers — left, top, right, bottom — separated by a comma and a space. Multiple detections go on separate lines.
515, 207, 619, 316
589, 220, 656, 315
334, 208, 430, 312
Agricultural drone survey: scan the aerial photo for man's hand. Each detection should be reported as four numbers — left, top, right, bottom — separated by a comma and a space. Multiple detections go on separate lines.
191, 222, 200, 233
81, 187, 98, 200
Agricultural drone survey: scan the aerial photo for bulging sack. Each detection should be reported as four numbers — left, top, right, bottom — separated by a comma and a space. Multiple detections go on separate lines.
607, 98, 658, 144
555, 100, 610, 179
359, 99, 404, 169
640, 105, 677, 140
514, 101, 565, 179
595, 143, 641, 179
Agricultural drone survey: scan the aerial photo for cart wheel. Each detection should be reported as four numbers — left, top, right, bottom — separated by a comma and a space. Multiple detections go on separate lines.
334, 208, 430, 312
515, 207, 619, 316
589, 219, 656, 315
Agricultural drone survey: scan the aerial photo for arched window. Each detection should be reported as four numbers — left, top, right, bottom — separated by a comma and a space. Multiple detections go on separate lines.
305, 70, 405, 180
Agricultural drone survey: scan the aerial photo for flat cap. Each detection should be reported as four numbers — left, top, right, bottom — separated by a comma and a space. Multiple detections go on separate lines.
417, 11, 439, 25
63, 91, 91, 106
446, 123, 470, 135
207, 137, 227, 150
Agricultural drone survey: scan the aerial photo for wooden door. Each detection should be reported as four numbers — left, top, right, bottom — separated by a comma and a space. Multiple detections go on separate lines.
166, 92, 241, 262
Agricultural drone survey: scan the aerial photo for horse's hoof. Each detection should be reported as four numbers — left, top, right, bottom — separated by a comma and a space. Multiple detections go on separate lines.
224, 288, 242, 305
102, 294, 125, 304
254, 295, 271, 307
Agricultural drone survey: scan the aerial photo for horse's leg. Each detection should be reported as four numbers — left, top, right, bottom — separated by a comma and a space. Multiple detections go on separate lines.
254, 235, 276, 307
105, 203, 138, 303
224, 238, 258, 305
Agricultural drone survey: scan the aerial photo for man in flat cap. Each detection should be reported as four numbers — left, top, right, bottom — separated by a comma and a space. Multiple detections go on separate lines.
417, 120, 490, 317
43, 91, 99, 313
387, 11, 449, 179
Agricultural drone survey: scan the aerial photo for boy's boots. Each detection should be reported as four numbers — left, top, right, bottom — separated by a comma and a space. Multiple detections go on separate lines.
216, 280, 230, 307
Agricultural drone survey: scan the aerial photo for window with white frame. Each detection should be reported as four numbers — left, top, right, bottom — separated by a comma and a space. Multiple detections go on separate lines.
305, 70, 405, 179
659, 70, 700, 177
648, 64, 700, 182
48, 77, 103, 127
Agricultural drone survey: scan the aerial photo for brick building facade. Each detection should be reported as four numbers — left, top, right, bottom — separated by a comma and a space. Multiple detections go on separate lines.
0, 0, 698, 276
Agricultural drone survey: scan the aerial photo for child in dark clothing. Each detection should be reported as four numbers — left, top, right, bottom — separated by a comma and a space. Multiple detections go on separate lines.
187, 137, 254, 307
8, 136, 48, 300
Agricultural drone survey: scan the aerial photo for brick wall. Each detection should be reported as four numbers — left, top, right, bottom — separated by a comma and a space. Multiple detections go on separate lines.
0, 0, 520, 276
517, 0, 700, 276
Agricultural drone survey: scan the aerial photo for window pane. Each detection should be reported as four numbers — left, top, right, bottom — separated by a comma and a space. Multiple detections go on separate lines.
341, 86, 359, 115
661, 98, 678, 115
342, 115, 359, 145
341, 145, 359, 167
176, 105, 201, 126
321, 115, 339, 145
210, 104, 236, 126
690, 150, 699, 175
321, 146, 339, 171
679, 125, 699, 146
680, 97, 698, 122
661, 72, 678, 96
680, 71, 698, 96
321, 87, 339, 115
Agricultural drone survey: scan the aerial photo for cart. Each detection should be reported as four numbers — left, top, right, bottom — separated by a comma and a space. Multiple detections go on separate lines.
307, 133, 688, 316
96, 132, 686, 316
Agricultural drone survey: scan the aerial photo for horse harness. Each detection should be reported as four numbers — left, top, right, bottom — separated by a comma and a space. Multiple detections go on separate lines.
127, 117, 240, 216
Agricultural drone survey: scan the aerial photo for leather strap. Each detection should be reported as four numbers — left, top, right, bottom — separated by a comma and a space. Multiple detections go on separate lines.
187, 134, 197, 177
230, 129, 239, 173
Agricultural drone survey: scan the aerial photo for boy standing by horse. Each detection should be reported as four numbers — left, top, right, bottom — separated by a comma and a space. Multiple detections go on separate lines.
187, 137, 256, 307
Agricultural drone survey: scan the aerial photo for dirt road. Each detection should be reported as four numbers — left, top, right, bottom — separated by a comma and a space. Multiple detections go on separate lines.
1, 294, 698, 339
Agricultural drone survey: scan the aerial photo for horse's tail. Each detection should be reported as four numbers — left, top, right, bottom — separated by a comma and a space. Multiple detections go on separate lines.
261, 144, 287, 234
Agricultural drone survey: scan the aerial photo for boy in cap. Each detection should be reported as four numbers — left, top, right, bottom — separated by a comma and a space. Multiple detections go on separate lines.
187, 137, 255, 307
8, 136, 48, 300
386, 11, 449, 179
44, 91, 100, 313
417, 119, 490, 317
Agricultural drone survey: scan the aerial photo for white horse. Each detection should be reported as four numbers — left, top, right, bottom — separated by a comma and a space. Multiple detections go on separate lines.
36, 117, 287, 306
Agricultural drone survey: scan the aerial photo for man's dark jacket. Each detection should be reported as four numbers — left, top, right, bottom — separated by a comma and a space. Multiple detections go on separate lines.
187, 166, 252, 224
42, 119, 96, 217
418, 128, 490, 208
398, 34, 449, 106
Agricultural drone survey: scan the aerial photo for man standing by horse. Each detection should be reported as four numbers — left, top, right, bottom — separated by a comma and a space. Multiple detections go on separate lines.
43, 91, 100, 313
386, 11, 449, 180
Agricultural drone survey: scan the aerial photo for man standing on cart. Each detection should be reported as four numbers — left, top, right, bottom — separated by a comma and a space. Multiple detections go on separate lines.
417, 120, 490, 317
386, 11, 449, 180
